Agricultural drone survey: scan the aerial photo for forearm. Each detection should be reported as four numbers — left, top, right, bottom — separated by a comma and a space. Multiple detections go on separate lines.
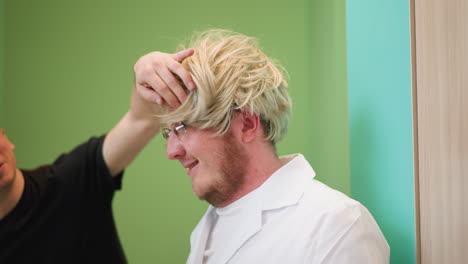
103, 111, 159, 176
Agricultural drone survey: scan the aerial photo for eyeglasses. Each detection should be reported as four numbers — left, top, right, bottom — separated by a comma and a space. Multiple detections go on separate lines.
162, 123, 187, 140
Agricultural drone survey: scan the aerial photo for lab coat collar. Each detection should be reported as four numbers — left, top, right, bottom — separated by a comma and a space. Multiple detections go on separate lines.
259, 154, 315, 211
189, 154, 314, 264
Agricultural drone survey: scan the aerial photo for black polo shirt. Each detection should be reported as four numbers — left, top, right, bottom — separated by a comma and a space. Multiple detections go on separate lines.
0, 136, 126, 263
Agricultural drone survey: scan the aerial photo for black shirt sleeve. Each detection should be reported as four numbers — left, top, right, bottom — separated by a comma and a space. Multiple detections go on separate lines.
0, 135, 127, 264
49, 135, 123, 202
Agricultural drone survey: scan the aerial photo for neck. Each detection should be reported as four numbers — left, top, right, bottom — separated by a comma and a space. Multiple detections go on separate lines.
218, 145, 283, 208
0, 168, 25, 219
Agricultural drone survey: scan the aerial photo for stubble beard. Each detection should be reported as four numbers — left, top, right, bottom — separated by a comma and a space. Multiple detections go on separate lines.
201, 135, 248, 207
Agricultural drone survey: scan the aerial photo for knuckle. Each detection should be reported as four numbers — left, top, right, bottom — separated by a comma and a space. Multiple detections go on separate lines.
152, 59, 162, 68
167, 60, 178, 69
141, 66, 153, 76
167, 79, 179, 88
156, 84, 168, 93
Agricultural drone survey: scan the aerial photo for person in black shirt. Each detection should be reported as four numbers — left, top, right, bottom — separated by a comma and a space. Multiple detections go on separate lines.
0, 48, 197, 263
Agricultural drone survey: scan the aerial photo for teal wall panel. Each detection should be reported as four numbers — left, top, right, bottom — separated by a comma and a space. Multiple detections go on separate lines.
347, 0, 416, 263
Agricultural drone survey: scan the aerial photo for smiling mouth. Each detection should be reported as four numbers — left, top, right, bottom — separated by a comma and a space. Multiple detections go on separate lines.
188, 161, 199, 170
187, 160, 200, 176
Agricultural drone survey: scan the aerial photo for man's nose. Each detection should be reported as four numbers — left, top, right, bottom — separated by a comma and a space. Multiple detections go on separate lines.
166, 135, 185, 160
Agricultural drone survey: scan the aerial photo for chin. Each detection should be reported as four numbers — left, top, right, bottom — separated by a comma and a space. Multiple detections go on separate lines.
193, 183, 221, 204
192, 183, 209, 200
0, 170, 15, 189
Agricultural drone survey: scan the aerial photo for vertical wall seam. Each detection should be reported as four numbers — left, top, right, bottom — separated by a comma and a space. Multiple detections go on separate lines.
409, 0, 421, 263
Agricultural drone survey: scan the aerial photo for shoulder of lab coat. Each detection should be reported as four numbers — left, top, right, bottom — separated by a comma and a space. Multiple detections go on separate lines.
303, 193, 390, 263
188, 154, 389, 263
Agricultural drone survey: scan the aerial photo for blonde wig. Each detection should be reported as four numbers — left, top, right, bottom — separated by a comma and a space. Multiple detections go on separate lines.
161, 29, 292, 144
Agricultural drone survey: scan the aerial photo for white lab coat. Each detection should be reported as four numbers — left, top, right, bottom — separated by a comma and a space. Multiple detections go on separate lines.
187, 154, 390, 264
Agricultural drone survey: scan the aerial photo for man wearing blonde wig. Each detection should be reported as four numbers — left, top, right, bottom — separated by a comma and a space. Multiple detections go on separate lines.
139, 29, 389, 264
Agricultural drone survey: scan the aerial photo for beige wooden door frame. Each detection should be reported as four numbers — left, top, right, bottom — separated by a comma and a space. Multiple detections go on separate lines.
411, 0, 468, 263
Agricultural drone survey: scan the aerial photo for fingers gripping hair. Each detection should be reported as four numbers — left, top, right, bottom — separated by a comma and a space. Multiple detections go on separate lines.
160, 29, 292, 144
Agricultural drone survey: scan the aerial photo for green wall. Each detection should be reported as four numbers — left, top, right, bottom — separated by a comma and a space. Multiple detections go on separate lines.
347, 0, 416, 263
306, 0, 349, 194
5, 0, 349, 262
0, 0, 4, 126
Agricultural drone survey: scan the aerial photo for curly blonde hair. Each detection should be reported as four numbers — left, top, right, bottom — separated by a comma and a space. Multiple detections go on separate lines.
161, 29, 292, 144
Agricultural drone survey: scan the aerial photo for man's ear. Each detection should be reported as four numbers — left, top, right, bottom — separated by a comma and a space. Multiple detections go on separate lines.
239, 111, 260, 143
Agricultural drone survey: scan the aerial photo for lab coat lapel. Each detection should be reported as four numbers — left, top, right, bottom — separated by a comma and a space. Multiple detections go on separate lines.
190, 154, 313, 264
188, 207, 216, 264
218, 155, 312, 264
215, 203, 262, 264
